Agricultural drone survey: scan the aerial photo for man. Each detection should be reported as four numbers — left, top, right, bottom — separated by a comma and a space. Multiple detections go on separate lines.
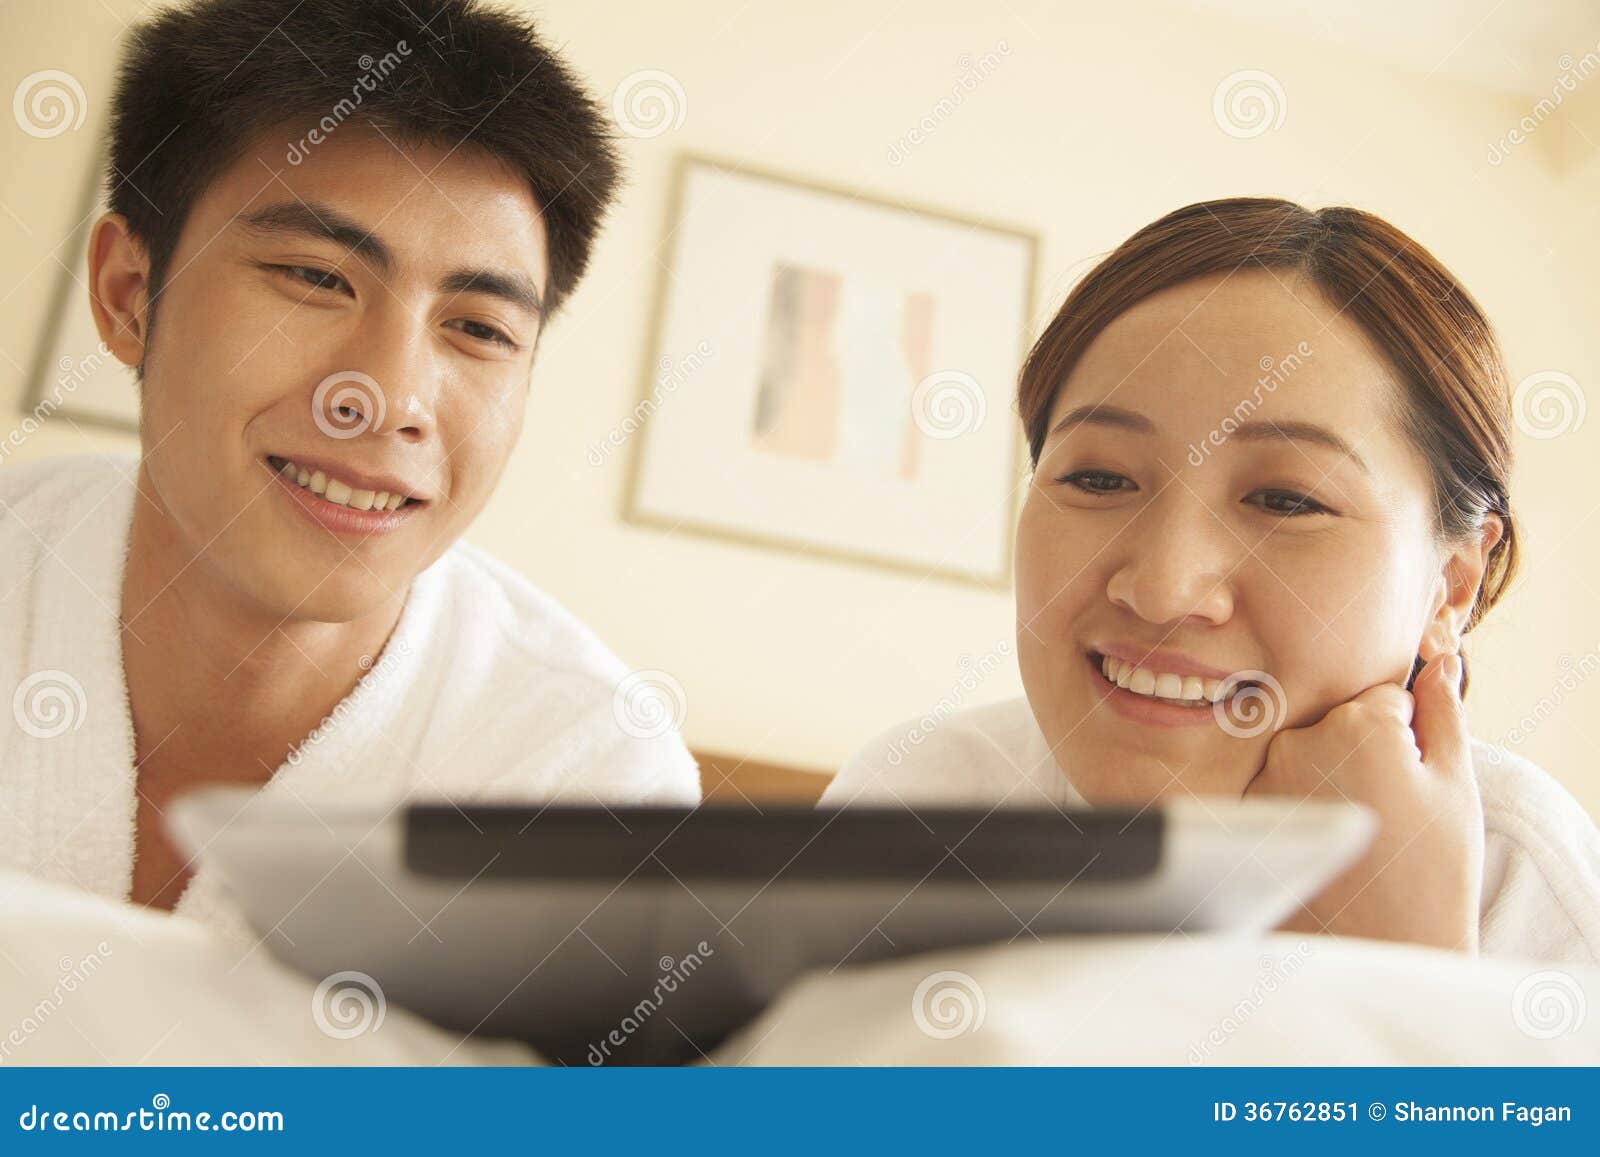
0, 0, 698, 937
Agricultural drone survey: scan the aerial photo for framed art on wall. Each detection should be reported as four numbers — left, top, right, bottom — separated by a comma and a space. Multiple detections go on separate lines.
624, 155, 1037, 588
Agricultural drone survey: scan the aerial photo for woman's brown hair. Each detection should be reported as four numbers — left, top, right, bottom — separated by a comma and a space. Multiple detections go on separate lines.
1017, 197, 1518, 695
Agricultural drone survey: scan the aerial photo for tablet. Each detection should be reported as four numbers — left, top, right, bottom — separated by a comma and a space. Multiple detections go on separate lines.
167, 791, 1373, 1065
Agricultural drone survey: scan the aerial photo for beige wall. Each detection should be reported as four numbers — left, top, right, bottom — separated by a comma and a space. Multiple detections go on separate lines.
4, 0, 1600, 818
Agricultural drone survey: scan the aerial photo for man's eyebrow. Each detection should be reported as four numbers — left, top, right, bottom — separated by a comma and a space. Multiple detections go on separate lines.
438, 268, 543, 320
1048, 403, 1369, 474
237, 200, 394, 273
237, 199, 544, 319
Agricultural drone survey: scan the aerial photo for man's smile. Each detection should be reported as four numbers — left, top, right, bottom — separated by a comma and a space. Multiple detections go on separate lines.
263, 454, 430, 537
264, 453, 428, 511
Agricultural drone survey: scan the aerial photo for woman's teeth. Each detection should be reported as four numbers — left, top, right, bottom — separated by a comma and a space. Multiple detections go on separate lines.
273, 457, 408, 511
1099, 654, 1240, 708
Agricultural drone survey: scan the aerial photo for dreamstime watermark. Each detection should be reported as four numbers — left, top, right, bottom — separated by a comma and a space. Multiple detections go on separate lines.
1511, 969, 1587, 1040
285, 639, 412, 767
1490, 645, 1600, 758
1, 342, 111, 465
311, 970, 386, 1039
611, 69, 686, 139
1511, 370, 1585, 440
586, 942, 715, 1065
912, 970, 986, 1039
1212, 69, 1286, 139
885, 639, 1013, 767
587, 340, 713, 467
0, 942, 113, 1064
911, 370, 986, 439
285, 43, 413, 165
1188, 940, 1315, 1063
1488, 45, 1600, 165
612, 669, 688, 740
13, 69, 86, 139
1212, 670, 1287, 739
311, 370, 386, 439
886, 41, 1011, 166
1187, 342, 1314, 465
17, 1094, 283, 1133
12, 669, 87, 740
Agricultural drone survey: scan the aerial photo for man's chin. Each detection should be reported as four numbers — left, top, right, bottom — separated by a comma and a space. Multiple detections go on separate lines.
229, 553, 409, 627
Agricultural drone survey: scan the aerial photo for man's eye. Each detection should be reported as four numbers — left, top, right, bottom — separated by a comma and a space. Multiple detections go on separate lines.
451, 319, 519, 349
277, 265, 350, 294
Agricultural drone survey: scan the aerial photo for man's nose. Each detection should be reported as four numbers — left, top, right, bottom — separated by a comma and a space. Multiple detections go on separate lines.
314, 324, 439, 443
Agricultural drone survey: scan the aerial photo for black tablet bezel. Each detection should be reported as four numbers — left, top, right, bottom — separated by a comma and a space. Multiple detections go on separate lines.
403, 804, 1163, 883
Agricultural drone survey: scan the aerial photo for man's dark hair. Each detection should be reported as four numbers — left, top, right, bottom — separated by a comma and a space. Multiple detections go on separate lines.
106, 0, 623, 340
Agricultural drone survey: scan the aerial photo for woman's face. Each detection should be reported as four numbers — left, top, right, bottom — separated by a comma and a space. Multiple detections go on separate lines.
1016, 269, 1452, 803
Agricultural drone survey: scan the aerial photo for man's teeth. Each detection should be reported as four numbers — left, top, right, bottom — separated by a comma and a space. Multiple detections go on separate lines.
1099, 654, 1241, 707
276, 459, 406, 511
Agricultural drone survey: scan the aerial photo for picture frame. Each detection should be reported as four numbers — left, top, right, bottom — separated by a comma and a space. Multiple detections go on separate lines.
623, 154, 1037, 588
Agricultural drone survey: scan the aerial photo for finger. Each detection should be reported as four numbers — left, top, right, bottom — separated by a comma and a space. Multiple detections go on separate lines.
1242, 736, 1286, 796
1249, 683, 1400, 795
1411, 652, 1468, 768
1347, 681, 1414, 729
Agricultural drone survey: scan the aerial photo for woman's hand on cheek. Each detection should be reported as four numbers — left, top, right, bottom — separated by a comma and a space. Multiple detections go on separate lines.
1243, 653, 1484, 953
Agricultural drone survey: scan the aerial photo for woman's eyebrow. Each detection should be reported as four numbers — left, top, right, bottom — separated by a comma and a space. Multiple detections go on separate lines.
1049, 403, 1156, 438
1228, 419, 1371, 475
235, 198, 543, 318
1048, 403, 1369, 474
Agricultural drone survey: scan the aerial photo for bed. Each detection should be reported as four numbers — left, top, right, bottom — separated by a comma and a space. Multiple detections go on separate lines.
3, 869, 1594, 1066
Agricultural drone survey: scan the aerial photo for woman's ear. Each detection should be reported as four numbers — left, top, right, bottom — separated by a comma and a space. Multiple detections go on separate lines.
86, 212, 151, 372
1421, 513, 1505, 661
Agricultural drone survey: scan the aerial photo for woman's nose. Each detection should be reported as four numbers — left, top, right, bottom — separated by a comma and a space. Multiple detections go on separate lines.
1104, 496, 1236, 626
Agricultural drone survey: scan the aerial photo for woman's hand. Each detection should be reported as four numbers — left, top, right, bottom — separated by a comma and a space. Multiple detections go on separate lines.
1243, 652, 1483, 953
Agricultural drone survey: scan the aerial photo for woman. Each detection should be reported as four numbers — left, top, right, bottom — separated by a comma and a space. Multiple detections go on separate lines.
823, 198, 1600, 964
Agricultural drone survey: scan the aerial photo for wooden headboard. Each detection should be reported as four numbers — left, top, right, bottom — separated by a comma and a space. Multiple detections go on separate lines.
692, 750, 832, 807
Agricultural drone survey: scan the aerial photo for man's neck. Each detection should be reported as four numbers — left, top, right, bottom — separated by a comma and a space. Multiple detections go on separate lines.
118, 464, 406, 786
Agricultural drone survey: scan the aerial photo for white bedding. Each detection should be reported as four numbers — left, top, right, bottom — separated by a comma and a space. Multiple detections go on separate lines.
723, 934, 1600, 1065
3, 870, 1595, 1066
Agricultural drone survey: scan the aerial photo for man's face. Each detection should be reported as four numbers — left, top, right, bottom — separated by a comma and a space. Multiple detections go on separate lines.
133, 122, 548, 622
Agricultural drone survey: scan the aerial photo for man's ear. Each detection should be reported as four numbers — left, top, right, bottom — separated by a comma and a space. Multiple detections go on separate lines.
86, 212, 151, 371
1421, 513, 1505, 661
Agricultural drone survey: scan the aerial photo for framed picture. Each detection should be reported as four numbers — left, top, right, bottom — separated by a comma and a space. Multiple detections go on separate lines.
623, 155, 1036, 588
23, 164, 140, 435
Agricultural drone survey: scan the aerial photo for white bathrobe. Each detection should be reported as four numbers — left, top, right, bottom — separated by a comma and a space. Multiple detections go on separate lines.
822, 696, 1600, 966
0, 453, 699, 943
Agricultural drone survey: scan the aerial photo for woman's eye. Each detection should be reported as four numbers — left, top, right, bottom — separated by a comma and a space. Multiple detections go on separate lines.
1055, 469, 1131, 495
1053, 471, 1329, 518
1249, 489, 1329, 517
450, 319, 519, 349
278, 265, 350, 294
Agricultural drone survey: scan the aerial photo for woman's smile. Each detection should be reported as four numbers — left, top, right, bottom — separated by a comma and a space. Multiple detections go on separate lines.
1084, 648, 1263, 729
